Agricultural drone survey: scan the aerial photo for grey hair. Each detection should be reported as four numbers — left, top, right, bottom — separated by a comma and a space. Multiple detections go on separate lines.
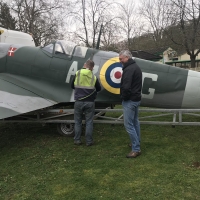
119, 50, 132, 59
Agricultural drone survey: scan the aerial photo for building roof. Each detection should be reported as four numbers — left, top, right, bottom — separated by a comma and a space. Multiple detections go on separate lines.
131, 50, 162, 61
145, 47, 171, 55
166, 59, 200, 64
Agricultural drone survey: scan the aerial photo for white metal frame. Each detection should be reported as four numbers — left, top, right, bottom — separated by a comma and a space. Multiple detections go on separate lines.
1, 108, 200, 126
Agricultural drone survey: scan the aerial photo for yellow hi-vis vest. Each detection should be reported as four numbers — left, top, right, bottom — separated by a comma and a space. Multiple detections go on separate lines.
74, 69, 96, 89
74, 69, 97, 100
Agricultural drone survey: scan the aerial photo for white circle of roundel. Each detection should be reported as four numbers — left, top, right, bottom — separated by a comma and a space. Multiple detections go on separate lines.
110, 67, 123, 84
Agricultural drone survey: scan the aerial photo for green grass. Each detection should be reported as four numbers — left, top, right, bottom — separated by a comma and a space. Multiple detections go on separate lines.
0, 111, 200, 200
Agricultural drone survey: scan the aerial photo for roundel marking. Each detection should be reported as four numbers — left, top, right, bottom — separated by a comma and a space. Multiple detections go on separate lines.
100, 57, 123, 94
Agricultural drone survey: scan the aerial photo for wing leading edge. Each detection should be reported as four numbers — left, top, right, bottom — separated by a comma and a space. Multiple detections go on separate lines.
0, 75, 57, 119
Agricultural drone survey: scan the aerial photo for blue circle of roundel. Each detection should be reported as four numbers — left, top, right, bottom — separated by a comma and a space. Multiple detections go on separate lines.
105, 62, 122, 88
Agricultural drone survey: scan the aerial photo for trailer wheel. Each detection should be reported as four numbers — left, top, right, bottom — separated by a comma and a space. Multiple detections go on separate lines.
57, 123, 75, 137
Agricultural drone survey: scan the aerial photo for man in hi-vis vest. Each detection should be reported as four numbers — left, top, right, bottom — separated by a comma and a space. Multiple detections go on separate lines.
71, 60, 101, 146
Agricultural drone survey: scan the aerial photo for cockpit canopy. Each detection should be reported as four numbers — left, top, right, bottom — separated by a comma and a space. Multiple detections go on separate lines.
55, 40, 75, 55
42, 40, 87, 58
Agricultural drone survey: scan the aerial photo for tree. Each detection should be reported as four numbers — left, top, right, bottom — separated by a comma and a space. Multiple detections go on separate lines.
0, 1, 17, 29
6, 0, 71, 46
138, 0, 170, 49
100, 20, 122, 51
132, 32, 157, 51
118, 0, 142, 49
164, 0, 200, 68
68, 0, 118, 48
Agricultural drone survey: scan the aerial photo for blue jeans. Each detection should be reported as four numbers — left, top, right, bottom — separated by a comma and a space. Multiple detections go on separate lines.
74, 101, 95, 144
122, 100, 141, 152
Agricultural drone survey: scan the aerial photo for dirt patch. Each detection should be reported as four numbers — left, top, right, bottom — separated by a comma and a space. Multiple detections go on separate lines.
192, 161, 200, 169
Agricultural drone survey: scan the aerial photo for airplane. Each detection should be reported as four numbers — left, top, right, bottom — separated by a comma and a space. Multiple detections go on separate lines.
0, 39, 199, 135
0, 27, 35, 46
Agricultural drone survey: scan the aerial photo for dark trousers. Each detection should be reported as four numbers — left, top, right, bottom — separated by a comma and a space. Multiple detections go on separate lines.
74, 101, 95, 144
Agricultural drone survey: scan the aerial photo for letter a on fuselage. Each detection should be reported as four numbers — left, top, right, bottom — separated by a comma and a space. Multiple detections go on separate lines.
65, 61, 78, 83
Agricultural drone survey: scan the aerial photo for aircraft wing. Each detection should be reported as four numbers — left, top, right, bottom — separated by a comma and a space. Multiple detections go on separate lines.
0, 73, 58, 119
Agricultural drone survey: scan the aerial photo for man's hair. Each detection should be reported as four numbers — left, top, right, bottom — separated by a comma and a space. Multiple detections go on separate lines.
119, 50, 132, 59
85, 60, 95, 69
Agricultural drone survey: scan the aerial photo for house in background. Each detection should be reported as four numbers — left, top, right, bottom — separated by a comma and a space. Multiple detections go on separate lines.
131, 47, 200, 69
131, 47, 178, 63
165, 50, 200, 69
146, 47, 178, 63
131, 50, 162, 62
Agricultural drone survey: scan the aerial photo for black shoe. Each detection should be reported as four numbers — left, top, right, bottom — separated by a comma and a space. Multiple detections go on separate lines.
86, 142, 94, 146
74, 141, 82, 145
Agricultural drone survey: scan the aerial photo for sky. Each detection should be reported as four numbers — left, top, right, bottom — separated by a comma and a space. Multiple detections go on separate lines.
115, 0, 140, 6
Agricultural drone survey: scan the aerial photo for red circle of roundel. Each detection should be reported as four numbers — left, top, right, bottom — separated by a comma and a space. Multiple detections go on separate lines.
114, 71, 122, 79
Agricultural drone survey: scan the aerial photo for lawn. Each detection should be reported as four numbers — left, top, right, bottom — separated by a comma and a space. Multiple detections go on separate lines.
0, 110, 200, 200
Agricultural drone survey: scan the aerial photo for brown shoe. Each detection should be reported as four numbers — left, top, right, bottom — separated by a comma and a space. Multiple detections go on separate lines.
126, 151, 141, 158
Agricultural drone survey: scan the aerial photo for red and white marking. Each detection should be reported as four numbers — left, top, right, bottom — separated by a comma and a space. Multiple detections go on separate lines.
7, 47, 17, 57
110, 67, 122, 84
